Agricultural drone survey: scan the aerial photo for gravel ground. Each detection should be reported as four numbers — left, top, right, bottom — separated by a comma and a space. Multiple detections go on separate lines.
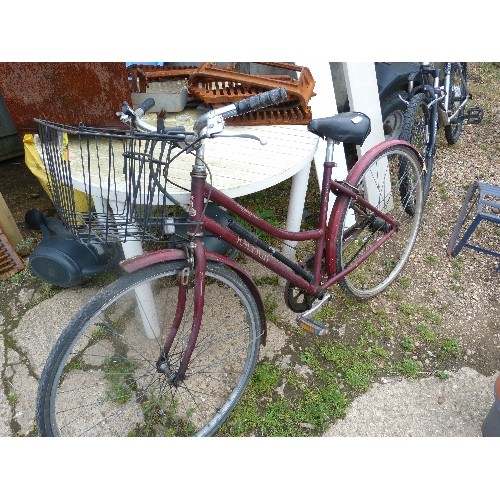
387, 62, 499, 375
320, 62, 499, 437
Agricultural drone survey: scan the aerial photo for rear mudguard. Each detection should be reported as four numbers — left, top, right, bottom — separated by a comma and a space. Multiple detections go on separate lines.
326, 139, 423, 276
120, 248, 268, 345
375, 62, 420, 100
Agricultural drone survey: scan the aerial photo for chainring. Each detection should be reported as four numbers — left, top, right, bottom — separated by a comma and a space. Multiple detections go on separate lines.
284, 282, 316, 313
283, 254, 318, 313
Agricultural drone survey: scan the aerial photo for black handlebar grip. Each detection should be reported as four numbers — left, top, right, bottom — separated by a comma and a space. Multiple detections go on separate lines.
137, 97, 155, 116
233, 87, 288, 117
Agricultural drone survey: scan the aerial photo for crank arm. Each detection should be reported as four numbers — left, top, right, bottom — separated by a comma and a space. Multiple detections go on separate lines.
448, 95, 470, 122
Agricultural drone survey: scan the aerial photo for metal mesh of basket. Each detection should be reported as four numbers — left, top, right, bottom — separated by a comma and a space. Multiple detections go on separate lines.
35, 119, 194, 244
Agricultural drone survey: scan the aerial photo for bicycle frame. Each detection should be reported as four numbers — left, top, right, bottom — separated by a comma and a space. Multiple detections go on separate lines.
123, 139, 404, 296
121, 138, 409, 382
441, 63, 470, 123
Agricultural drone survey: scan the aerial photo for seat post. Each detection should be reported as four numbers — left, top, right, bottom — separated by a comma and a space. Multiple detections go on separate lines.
325, 138, 336, 164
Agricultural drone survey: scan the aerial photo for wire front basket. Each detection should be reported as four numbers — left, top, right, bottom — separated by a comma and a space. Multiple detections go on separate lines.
35, 119, 195, 245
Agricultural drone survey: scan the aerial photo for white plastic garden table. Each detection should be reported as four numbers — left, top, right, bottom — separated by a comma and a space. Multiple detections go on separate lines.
76, 118, 320, 262
70, 118, 319, 338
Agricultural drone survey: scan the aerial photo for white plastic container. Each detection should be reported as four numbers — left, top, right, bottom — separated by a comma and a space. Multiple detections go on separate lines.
131, 80, 188, 113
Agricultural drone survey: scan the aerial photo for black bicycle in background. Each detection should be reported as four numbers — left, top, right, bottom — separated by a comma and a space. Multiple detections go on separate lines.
399, 62, 483, 204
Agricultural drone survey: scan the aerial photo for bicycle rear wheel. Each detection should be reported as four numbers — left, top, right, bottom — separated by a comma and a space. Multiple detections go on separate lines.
444, 62, 467, 145
400, 91, 433, 204
335, 143, 424, 300
36, 260, 262, 436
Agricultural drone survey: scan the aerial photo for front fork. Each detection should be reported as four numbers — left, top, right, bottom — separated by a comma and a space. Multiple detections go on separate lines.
157, 151, 208, 384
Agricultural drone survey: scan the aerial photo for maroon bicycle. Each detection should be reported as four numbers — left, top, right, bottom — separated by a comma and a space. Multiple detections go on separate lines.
36, 88, 424, 436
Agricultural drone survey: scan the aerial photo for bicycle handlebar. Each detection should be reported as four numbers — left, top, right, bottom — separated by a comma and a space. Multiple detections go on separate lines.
193, 87, 288, 137
224, 87, 288, 119
135, 97, 155, 118
121, 87, 288, 143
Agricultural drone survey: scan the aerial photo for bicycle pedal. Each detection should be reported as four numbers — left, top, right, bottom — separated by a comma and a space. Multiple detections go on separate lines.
464, 107, 484, 125
296, 316, 328, 336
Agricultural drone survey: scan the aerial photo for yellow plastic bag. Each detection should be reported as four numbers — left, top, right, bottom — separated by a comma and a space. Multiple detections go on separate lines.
23, 134, 89, 213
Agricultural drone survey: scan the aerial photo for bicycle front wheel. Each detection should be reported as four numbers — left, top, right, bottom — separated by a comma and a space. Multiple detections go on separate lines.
335, 143, 424, 300
36, 260, 262, 436
400, 91, 433, 204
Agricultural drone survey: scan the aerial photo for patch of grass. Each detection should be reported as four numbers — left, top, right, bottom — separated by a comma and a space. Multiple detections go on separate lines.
437, 337, 461, 360
221, 332, 387, 436
34, 282, 56, 303
424, 310, 442, 325
451, 255, 465, 270
63, 355, 85, 373
400, 334, 416, 353
371, 346, 390, 359
343, 360, 375, 391
392, 358, 420, 378
300, 346, 322, 372
253, 275, 279, 286
91, 324, 108, 341
438, 183, 450, 201
5, 267, 32, 285
7, 392, 18, 405
4, 333, 16, 349
318, 340, 379, 391
434, 370, 451, 380
415, 323, 437, 343
361, 319, 379, 337
263, 293, 280, 324
251, 361, 282, 396
398, 277, 411, 288
104, 355, 137, 404
398, 302, 422, 316
296, 384, 347, 431
425, 255, 438, 265
313, 304, 336, 323
16, 237, 36, 254
223, 371, 348, 437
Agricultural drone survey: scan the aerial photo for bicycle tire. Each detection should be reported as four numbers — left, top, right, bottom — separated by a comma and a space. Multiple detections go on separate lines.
381, 91, 409, 140
335, 143, 424, 300
444, 62, 467, 145
36, 260, 262, 436
400, 91, 433, 204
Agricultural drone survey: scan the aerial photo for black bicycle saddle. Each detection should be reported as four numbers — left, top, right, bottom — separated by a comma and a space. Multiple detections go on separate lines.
308, 112, 371, 146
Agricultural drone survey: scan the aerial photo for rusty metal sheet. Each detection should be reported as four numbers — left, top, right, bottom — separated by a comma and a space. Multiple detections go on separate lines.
0, 63, 131, 135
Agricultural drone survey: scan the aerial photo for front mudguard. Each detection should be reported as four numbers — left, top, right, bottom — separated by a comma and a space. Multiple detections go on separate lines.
120, 248, 268, 345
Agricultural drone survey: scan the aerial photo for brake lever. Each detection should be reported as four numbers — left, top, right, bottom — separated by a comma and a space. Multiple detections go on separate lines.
116, 111, 131, 124
213, 130, 267, 145
116, 101, 137, 124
